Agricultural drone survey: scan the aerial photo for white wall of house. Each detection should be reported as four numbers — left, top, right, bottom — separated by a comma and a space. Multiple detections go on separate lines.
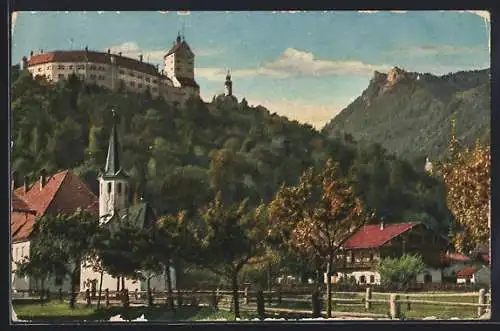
80, 263, 176, 293
332, 271, 381, 285
416, 268, 442, 283
457, 276, 474, 284
12, 240, 74, 293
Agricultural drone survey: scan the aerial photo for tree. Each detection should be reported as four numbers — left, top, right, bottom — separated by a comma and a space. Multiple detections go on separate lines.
190, 193, 268, 318
377, 254, 425, 290
267, 159, 372, 318
440, 141, 490, 253
17, 209, 100, 308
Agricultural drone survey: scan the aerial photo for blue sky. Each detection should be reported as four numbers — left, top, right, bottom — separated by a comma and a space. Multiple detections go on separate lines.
11, 11, 490, 128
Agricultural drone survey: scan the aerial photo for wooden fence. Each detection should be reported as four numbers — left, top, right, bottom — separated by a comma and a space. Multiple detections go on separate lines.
12, 287, 491, 319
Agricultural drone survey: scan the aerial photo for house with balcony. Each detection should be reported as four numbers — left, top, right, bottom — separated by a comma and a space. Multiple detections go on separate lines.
326, 222, 450, 285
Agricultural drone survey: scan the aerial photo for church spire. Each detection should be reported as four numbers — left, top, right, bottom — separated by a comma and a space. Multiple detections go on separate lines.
104, 109, 125, 177
225, 69, 233, 96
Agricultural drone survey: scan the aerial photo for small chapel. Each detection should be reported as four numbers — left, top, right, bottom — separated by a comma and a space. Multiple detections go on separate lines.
79, 110, 175, 293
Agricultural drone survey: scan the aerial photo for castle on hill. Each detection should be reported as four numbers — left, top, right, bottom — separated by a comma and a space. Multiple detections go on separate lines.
22, 33, 210, 107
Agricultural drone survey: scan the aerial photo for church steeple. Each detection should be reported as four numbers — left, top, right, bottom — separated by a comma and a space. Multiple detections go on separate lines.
99, 109, 129, 223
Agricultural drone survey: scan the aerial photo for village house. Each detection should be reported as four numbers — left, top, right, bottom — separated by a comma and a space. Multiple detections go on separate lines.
327, 222, 450, 285
455, 265, 491, 286
11, 169, 99, 293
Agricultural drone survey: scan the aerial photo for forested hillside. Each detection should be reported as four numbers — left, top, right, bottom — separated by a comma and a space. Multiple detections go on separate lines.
322, 67, 490, 162
10, 67, 453, 234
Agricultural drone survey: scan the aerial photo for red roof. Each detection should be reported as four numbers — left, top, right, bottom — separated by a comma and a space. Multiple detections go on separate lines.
12, 193, 31, 211
164, 40, 194, 58
456, 266, 479, 278
441, 252, 471, 264
343, 223, 418, 249
27, 50, 159, 76
11, 170, 99, 242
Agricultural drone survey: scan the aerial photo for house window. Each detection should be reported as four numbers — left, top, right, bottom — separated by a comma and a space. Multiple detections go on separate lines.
90, 65, 97, 70
130, 82, 135, 87
117, 183, 122, 194
58, 65, 65, 70
38, 67, 42, 72
138, 75, 143, 79
424, 274, 432, 283
107, 182, 111, 193
138, 83, 143, 88
77, 65, 85, 70
69, 65, 73, 70
90, 74, 96, 79
369, 275, 375, 283
55, 276, 63, 286
119, 70, 125, 75
58, 74, 65, 79
130, 72, 135, 77
369, 253, 374, 261
145, 77, 150, 82
360, 275, 366, 284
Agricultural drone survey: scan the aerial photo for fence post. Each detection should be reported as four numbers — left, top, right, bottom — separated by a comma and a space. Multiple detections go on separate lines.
59, 288, 63, 303
478, 289, 486, 317
177, 289, 183, 307
105, 289, 109, 308
257, 289, 265, 320
365, 287, 372, 310
244, 286, 249, 305
406, 295, 411, 311
389, 294, 401, 320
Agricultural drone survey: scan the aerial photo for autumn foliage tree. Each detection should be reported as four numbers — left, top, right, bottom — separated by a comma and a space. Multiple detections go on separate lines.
267, 159, 372, 318
440, 140, 490, 254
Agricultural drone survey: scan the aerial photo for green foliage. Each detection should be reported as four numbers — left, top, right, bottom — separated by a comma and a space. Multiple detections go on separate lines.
377, 254, 425, 289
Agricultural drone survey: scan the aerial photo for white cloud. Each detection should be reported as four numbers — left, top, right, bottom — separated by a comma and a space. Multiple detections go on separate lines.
196, 48, 390, 81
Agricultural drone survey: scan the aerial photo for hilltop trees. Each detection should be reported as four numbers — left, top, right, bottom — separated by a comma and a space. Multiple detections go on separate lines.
268, 159, 373, 318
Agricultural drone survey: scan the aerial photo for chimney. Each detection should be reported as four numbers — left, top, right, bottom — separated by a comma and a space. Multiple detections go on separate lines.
23, 175, 29, 194
380, 222, 385, 231
139, 54, 143, 62
30, 50, 34, 57
85, 46, 88, 52
40, 49, 44, 54
107, 48, 111, 54
40, 169, 47, 190
118, 52, 122, 56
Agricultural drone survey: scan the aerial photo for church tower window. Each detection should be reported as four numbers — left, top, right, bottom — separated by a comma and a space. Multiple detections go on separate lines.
107, 182, 111, 193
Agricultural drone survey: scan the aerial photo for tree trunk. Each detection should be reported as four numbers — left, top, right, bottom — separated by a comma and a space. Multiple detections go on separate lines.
326, 258, 333, 318
147, 276, 153, 307
40, 278, 45, 306
97, 269, 104, 309
267, 264, 272, 291
166, 262, 174, 310
231, 273, 240, 319
69, 267, 78, 309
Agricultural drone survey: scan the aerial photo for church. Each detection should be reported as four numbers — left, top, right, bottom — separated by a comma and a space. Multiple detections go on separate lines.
79, 110, 176, 293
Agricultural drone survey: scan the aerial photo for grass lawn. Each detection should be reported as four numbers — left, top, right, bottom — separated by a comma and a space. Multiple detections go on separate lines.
12, 301, 259, 322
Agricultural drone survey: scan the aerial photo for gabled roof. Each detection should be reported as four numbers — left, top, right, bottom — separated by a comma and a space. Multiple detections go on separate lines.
164, 39, 194, 58
12, 193, 32, 212
12, 170, 99, 242
106, 202, 158, 233
455, 266, 479, 278
441, 251, 471, 264
343, 222, 419, 249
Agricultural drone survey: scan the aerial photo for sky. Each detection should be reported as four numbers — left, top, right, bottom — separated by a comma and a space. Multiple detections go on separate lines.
11, 11, 490, 129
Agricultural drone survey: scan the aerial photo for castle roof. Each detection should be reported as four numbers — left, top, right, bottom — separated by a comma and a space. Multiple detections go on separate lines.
27, 50, 159, 77
164, 39, 194, 58
12, 170, 99, 242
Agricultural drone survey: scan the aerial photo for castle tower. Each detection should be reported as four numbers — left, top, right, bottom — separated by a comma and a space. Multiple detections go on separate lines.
163, 32, 195, 87
224, 70, 233, 96
99, 109, 129, 223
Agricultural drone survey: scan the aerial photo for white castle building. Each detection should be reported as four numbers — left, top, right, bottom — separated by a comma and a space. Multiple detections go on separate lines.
23, 33, 199, 107
80, 110, 175, 293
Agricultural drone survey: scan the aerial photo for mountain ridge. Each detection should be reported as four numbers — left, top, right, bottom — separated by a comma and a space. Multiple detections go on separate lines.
322, 67, 490, 162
